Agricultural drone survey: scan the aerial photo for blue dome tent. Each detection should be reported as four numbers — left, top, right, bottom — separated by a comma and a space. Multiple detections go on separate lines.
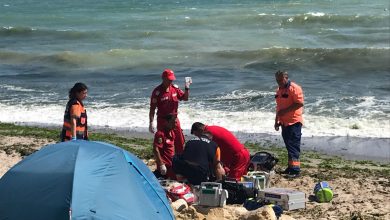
0, 141, 174, 220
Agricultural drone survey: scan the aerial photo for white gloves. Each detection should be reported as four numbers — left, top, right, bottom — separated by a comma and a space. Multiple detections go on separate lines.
160, 164, 167, 175
149, 122, 155, 133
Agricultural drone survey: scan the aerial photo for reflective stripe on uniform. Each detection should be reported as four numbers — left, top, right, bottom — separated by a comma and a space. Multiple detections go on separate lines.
288, 159, 300, 168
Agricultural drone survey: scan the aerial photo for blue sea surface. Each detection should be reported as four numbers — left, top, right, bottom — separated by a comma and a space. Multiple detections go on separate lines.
0, 0, 389, 140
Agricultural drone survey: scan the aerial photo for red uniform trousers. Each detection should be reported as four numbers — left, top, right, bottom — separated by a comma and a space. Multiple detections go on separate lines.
225, 148, 250, 181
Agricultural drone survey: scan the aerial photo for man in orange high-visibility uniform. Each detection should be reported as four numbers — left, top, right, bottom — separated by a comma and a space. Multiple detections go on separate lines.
149, 69, 191, 154
274, 70, 304, 178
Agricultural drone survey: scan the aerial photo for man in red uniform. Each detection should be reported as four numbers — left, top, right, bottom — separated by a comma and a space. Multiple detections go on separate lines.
153, 114, 177, 180
191, 122, 250, 181
274, 70, 304, 178
149, 69, 191, 154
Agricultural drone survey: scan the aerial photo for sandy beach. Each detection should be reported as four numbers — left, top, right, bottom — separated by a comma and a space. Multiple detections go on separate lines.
1, 0, 389, 219
1, 127, 389, 220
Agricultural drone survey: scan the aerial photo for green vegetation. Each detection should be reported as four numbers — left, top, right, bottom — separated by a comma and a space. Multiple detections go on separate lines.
0, 123, 154, 159
350, 123, 360, 129
0, 123, 59, 141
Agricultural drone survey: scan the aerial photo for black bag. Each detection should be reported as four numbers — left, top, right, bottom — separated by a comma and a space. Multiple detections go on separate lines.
248, 151, 279, 172
221, 179, 251, 205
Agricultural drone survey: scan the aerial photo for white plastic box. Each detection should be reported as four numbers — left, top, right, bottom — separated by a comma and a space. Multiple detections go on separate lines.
197, 182, 228, 207
245, 171, 274, 189
258, 188, 306, 211
243, 174, 266, 191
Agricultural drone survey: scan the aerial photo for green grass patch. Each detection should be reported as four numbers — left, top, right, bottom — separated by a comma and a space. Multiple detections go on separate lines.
0, 123, 59, 141
0, 123, 154, 159
2, 123, 389, 171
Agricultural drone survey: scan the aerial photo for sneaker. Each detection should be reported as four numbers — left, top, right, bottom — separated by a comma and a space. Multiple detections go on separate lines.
286, 170, 300, 179
279, 168, 291, 175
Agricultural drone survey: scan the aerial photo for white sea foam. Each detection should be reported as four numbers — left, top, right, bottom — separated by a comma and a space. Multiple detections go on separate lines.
0, 103, 389, 138
0, 84, 37, 92
306, 12, 325, 17
208, 90, 274, 101
0, 104, 64, 125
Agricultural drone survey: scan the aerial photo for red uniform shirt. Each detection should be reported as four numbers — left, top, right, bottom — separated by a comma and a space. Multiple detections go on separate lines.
204, 125, 245, 166
153, 130, 175, 167
150, 84, 185, 118
275, 81, 304, 126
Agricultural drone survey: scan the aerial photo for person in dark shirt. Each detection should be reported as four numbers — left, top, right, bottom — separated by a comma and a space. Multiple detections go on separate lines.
172, 136, 225, 185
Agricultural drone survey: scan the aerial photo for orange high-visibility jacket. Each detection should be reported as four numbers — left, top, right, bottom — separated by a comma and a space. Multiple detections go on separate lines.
61, 99, 88, 141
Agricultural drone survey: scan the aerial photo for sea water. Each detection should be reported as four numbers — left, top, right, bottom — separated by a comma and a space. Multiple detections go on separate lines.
0, 1, 389, 150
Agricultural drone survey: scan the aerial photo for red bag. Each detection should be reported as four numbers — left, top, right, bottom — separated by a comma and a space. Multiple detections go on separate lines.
168, 182, 195, 204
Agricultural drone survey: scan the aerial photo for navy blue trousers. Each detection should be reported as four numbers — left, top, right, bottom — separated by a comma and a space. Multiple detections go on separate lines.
281, 122, 302, 172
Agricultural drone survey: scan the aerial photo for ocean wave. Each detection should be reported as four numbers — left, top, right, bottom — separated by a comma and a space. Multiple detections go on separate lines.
0, 103, 388, 138
234, 48, 390, 71
1, 47, 389, 72
0, 26, 103, 40
280, 14, 389, 27
207, 90, 274, 101
305, 95, 390, 120
178, 12, 389, 29
0, 49, 172, 69
305, 12, 326, 17
0, 84, 36, 92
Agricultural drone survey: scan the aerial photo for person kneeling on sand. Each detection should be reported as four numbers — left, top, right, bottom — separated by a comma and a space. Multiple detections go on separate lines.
190, 122, 250, 181
152, 114, 177, 180
172, 135, 225, 185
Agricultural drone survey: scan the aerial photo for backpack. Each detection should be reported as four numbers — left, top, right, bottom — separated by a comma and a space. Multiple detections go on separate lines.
248, 151, 279, 172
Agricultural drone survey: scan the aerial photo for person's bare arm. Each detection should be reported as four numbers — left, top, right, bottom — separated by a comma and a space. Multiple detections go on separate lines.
182, 88, 189, 101
214, 162, 225, 181
70, 117, 77, 138
149, 105, 156, 133
153, 145, 163, 166
213, 147, 225, 180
